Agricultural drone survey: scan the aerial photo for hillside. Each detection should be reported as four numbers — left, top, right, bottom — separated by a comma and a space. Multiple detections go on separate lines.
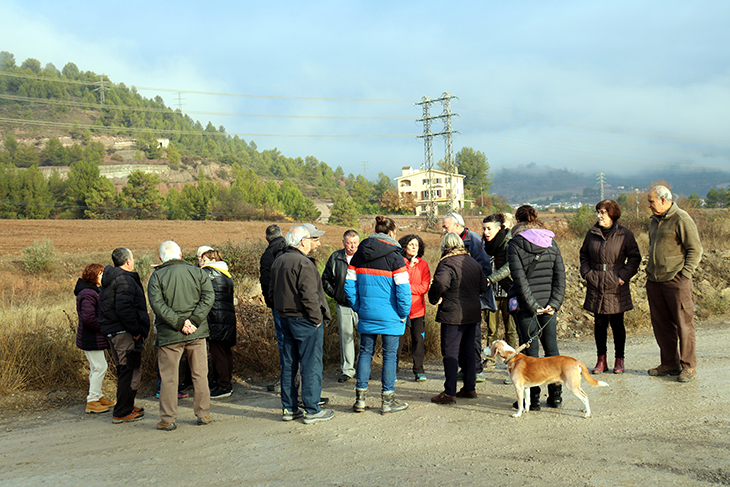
492, 162, 730, 205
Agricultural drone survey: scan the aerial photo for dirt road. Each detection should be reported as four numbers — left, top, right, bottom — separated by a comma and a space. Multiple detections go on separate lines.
1, 320, 729, 486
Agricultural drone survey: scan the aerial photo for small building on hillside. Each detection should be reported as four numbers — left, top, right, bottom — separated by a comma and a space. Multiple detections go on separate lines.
394, 166, 465, 216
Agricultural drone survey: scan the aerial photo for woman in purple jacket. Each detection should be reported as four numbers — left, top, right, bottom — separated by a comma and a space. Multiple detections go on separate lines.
75, 263, 116, 414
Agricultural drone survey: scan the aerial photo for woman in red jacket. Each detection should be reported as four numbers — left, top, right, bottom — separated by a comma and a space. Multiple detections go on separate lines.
396, 234, 431, 382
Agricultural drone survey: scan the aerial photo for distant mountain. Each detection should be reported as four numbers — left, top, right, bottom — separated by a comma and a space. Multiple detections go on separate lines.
492, 162, 730, 204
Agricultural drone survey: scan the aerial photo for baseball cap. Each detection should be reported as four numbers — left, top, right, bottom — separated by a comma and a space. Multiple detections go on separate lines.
302, 223, 326, 238
196, 245, 214, 257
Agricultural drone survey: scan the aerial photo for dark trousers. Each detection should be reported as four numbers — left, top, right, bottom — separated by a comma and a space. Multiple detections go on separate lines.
594, 313, 626, 358
441, 323, 477, 396
646, 275, 696, 369
108, 333, 142, 418
397, 316, 426, 375
280, 316, 324, 415
515, 311, 559, 358
208, 340, 233, 390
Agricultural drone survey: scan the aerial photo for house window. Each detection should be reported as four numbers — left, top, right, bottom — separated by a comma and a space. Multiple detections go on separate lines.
422, 179, 429, 185
434, 178, 441, 184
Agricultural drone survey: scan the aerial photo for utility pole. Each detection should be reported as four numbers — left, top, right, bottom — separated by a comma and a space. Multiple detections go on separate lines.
416, 96, 437, 227
416, 92, 459, 226
175, 92, 185, 111
363, 161, 368, 180
597, 172, 606, 201
94, 75, 110, 105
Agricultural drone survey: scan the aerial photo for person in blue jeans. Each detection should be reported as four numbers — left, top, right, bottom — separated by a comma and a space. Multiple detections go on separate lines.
269, 225, 334, 424
345, 216, 411, 415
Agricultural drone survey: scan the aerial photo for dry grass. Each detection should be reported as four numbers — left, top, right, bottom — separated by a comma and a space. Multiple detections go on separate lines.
2, 211, 729, 411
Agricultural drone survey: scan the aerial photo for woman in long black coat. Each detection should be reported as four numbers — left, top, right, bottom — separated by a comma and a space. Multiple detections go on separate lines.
200, 248, 237, 399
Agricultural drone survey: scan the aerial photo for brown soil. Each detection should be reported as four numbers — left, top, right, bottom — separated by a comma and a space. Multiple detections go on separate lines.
1, 320, 728, 486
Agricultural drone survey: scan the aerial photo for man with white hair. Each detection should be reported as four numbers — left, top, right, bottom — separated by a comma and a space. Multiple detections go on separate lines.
148, 240, 215, 431
269, 226, 334, 424
442, 212, 493, 382
646, 185, 703, 382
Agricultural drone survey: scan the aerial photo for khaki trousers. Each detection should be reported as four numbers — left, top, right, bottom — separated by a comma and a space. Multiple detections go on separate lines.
158, 339, 210, 423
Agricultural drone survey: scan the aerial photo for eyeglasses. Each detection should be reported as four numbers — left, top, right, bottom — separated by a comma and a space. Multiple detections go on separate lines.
596, 210, 608, 217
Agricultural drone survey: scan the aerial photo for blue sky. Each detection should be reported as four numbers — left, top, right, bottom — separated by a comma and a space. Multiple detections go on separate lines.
2, 0, 729, 182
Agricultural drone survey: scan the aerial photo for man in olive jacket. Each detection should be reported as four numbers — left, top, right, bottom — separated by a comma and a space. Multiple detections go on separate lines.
148, 240, 215, 431
646, 185, 703, 383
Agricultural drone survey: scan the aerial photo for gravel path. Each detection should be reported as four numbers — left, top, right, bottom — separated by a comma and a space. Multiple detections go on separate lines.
1, 319, 729, 486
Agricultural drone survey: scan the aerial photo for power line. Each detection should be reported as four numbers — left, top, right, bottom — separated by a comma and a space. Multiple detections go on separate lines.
0, 70, 411, 103
0, 93, 413, 120
0, 117, 419, 138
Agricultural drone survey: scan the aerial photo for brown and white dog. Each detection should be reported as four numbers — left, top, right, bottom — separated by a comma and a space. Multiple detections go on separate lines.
487, 340, 609, 418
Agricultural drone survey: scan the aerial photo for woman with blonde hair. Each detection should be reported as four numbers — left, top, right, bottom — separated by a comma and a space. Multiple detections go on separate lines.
428, 233, 488, 404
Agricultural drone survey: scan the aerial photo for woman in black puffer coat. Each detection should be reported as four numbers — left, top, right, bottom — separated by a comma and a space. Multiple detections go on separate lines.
508, 205, 566, 410
200, 248, 237, 399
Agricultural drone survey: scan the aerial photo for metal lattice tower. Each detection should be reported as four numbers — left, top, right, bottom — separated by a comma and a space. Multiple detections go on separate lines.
94, 75, 109, 105
597, 173, 606, 201
416, 93, 459, 226
440, 92, 458, 211
416, 96, 437, 226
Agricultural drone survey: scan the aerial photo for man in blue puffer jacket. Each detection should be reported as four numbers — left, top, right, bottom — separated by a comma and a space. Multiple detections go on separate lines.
345, 216, 411, 415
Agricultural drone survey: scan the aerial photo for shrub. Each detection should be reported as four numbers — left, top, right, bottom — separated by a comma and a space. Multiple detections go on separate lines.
565, 205, 596, 238
22, 239, 56, 275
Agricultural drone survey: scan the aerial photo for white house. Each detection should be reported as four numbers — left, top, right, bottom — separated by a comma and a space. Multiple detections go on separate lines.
394, 166, 465, 215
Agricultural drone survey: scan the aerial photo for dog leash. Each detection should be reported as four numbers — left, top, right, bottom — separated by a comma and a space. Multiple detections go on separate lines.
502, 312, 554, 364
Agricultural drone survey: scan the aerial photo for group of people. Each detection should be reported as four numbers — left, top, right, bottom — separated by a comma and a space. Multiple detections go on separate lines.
75, 183, 703, 427
74, 241, 237, 431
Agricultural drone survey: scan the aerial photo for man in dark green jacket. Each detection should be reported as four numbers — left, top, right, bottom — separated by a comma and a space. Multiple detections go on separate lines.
646, 186, 703, 383
148, 240, 215, 431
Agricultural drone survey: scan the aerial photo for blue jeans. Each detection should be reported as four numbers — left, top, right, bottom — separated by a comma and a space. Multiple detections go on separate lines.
280, 316, 323, 415
272, 309, 284, 367
356, 334, 399, 393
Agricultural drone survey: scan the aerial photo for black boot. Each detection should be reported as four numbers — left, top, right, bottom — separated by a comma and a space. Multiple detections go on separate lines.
546, 383, 562, 408
513, 386, 541, 411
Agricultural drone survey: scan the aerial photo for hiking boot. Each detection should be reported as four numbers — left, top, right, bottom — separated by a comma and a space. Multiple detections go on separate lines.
455, 388, 477, 399
303, 409, 335, 424
678, 367, 696, 382
546, 384, 562, 408
337, 374, 353, 383
98, 397, 116, 407
456, 371, 464, 381
431, 391, 457, 405
177, 392, 189, 399
133, 406, 144, 414
381, 392, 408, 414
475, 373, 486, 383
282, 409, 304, 421
648, 364, 682, 376
592, 354, 608, 374
415, 373, 427, 382
514, 386, 541, 411
197, 416, 213, 425
267, 380, 281, 392
613, 358, 625, 374
503, 376, 513, 385
157, 421, 177, 431
85, 401, 110, 414
210, 387, 232, 399
112, 411, 144, 424
353, 388, 367, 413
